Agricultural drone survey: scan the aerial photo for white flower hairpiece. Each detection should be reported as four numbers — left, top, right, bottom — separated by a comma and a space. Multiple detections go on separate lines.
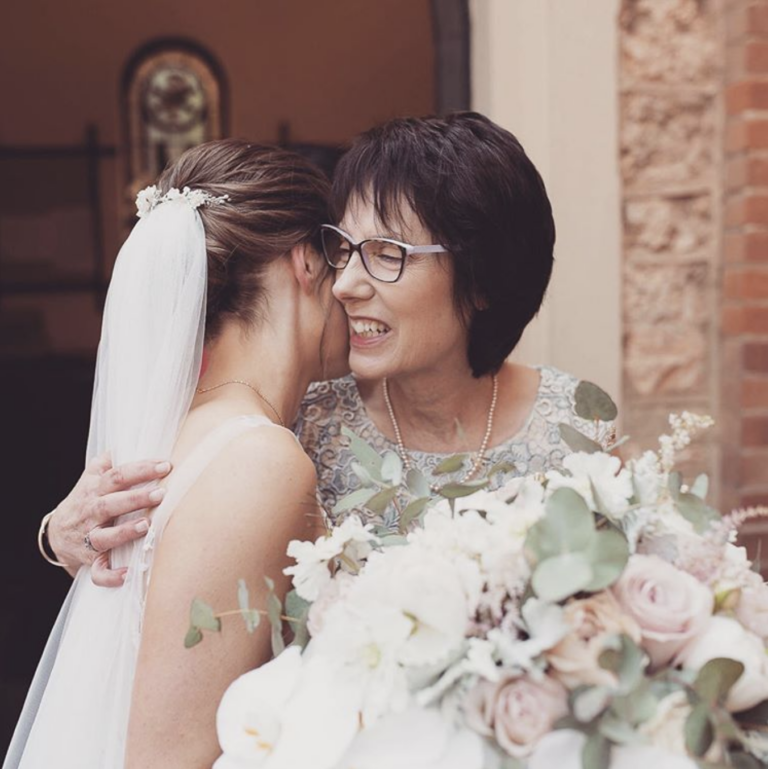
135, 185, 230, 218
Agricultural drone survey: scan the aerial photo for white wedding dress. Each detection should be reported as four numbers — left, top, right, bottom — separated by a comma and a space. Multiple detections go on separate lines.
4, 192, 269, 768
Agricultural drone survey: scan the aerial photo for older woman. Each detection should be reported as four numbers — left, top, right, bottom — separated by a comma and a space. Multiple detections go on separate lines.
43, 111, 614, 582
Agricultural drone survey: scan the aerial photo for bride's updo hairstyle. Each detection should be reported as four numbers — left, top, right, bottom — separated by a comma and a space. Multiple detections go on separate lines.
330, 112, 555, 378
157, 138, 331, 341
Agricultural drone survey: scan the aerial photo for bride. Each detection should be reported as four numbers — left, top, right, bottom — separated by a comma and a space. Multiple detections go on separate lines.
6, 139, 348, 768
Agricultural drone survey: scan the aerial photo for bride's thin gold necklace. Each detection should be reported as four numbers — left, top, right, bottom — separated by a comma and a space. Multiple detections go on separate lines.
382, 374, 499, 493
196, 379, 286, 427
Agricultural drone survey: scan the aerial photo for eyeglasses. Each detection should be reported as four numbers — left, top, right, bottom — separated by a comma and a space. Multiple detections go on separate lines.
320, 224, 447, 283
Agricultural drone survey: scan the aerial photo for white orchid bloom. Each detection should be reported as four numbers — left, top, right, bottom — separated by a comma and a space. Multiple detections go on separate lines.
214, 647, 363, 769
332, 707, 485, 769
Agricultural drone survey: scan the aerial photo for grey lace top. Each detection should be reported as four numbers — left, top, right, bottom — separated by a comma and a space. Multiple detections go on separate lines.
295, 365, 615, 529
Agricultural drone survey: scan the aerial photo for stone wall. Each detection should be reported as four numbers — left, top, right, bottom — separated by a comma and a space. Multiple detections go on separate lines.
619, 0, 724, 491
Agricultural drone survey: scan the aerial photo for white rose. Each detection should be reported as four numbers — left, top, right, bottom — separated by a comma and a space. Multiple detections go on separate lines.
735, 579, 768, 641
546, 452, 633, 517
676, 616, 768, 712
627, 451, 664, 505
379, 548, 470, 668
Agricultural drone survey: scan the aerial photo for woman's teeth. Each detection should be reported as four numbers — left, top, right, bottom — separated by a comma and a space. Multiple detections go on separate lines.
351, 319, 390, 338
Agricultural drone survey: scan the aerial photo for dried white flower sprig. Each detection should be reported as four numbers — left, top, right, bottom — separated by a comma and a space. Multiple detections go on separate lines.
135, 185, 230, 218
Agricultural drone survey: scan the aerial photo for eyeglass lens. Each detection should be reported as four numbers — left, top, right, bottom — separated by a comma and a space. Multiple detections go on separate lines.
321, 229, 404, 282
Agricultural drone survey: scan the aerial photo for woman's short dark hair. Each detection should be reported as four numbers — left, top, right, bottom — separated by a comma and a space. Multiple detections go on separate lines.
330, 112, 555, 377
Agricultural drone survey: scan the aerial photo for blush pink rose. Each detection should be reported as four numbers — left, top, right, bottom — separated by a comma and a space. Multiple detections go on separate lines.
464, 674, 568, 758
612, 554, 713, 669
547, 591, 642, 688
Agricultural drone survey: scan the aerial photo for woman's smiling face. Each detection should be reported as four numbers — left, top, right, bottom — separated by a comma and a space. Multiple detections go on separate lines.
332, 194, 471, 382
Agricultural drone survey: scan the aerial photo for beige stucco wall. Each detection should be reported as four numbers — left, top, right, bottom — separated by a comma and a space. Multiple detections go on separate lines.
470, 0, 623, 408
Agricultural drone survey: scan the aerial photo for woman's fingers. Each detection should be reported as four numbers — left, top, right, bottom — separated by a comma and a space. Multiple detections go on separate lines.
88, 487, 167, 526
98, 460, 172, 495
87, 519, 151, 554
90, 553, 127, 588
86, 451, 113, 476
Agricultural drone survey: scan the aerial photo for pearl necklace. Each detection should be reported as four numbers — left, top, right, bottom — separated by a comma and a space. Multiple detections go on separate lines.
382, 374, 499, 494
196, 379, 286, 427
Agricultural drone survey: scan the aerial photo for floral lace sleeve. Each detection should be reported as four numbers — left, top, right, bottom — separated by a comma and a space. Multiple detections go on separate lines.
295, 367, 618, 527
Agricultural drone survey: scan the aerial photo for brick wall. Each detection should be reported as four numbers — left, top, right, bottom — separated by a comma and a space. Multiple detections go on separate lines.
724, 0, 768, 553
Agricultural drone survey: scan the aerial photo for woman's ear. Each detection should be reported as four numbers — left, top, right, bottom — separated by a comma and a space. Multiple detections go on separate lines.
290, 242, 320, 295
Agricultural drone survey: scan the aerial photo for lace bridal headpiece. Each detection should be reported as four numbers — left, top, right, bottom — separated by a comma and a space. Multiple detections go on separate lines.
135, 184, 230, 218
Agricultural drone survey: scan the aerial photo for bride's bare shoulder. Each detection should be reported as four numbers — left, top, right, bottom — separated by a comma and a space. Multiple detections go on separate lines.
166, 406, 318, 541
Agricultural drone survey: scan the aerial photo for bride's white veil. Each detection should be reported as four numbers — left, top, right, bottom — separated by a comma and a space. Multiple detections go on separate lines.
11, 188, 221, 768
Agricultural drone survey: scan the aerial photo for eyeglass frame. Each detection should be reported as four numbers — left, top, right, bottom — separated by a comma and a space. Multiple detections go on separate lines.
320, 224, 448, 283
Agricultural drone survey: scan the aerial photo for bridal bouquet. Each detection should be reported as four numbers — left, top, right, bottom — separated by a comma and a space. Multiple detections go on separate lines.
202, 385, 768, 769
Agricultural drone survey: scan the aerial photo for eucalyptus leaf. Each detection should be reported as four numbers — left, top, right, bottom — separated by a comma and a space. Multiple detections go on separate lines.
332, 487, 377, 516
381, 451, 403, 486
598, 634, 647, 694
559, 423, 603, 455
676, 493, 721, 535
433, 454, 467, 475
606, 435, 630, 452
265, 576, 285, 656
184, 625, 203, 649
285, 589, 311, 649
237, 579, 250, 613
581, 732, 611, 769
611, 681, 658, 725
584, 530, 630, 592
532, 552, 593, 602
574, 686, 612, 723
378, 533, 408, 547
399, 496, 431, 533
526, 488, 595, 560
341, 426, 383, 479
190, 598, 221, 632
406, 468, 430, 498
598, 714, 642, 745
237, 579, 261, 633
574, 380, 618, 422
694, 658, 745, 706
668, 471, 683, 500
487, 460, 517, 478
685, 702, 715, 757
438, 479, 490, 499
241, 609, 261, 634
365, 486, 399, 514
351, 461, 374, 487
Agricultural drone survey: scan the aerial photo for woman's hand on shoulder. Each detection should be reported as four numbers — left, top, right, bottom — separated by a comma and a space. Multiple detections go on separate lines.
47, 453, 172, 583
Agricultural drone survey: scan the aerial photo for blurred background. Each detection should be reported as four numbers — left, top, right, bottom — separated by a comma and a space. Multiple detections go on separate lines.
1, 0, 766, 751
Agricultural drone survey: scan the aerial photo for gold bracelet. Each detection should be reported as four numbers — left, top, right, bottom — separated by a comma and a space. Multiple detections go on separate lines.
38, 511, 67, 568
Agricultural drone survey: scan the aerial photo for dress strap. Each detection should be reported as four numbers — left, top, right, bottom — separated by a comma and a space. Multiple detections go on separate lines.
139, 415, 289, 580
